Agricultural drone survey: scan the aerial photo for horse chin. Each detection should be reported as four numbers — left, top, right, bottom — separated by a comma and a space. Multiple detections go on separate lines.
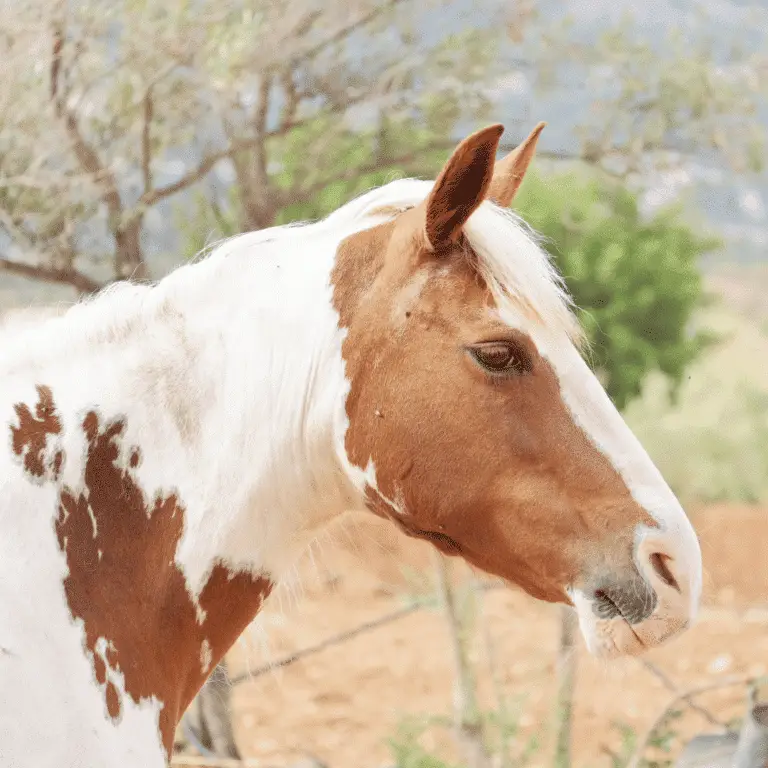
570, 589, 649, 660
571, 588, 692, 660
577, 616, 648, 660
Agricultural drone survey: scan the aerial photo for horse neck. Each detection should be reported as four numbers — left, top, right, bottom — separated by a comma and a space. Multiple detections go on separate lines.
151, 229, 365, 586
3, 227, 364, 752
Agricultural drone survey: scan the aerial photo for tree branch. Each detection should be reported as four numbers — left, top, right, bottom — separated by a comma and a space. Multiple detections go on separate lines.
0, 255, 102, 294
638, 657, 728, 729
138, 148, 231, 209
228, 603, 421, 686
138, 116, 585, 221
289, 0, 408, 67
627, 675, 758, 768
141, 86, 154, 195
554, 607, 579, 768
50, 24, 124, 225
286, 9, 323, 42
432, 552, 491, 768
290, 140, 586, 204
0, 207, 37, 251
50, 15, 64, 107
279, 69, 300, 131
61, 113, 123, 221
252, 75, 271, 185
227, 580, 503, 687
137, 90, 381, 211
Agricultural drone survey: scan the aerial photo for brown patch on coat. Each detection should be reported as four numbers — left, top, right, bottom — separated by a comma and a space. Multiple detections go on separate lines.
10, 384, 63, 480
330, 131, 655, 605
11, 388, 273, 754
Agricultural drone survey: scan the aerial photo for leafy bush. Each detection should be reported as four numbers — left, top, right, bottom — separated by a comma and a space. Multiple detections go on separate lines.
626, 360, 768, 504
513, 171, 719, 410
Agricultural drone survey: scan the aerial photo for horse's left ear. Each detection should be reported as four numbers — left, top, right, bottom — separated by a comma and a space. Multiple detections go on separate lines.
487, 121, 546, 208
424, 123, 504, 250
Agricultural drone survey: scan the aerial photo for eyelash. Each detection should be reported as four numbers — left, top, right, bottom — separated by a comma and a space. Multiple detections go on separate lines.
468, 342, 532, 377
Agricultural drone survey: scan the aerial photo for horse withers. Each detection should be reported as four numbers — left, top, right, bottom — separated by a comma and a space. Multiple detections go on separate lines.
0, 121, 702, 766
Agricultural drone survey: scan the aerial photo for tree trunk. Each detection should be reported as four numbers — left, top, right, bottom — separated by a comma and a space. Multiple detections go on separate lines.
554, 606, 579, 768
433, 553, 491, 768
241, 193, 277, 232
114, 217, 149, 281
177, 660, 241, 759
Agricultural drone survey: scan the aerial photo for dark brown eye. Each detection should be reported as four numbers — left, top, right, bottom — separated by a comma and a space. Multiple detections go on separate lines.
469, 341, 531, 375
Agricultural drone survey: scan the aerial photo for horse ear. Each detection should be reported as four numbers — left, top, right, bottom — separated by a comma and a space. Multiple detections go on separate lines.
487, 122, 546, 208
424, 124, 504, 250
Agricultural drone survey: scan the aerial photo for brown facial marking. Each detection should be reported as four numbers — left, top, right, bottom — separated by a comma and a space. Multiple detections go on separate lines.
10, 384, 63, 480
331, 207, 655, 606
11, 388, 273, 754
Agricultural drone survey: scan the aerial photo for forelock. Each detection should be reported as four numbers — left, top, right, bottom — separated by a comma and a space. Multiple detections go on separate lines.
327, 178, 585, 347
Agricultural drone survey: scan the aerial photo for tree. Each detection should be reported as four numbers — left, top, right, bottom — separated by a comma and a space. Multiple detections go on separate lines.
521, 4, 767, 179
0, 0, 523, 294
513, 169, 720, 410
3, 2, 764, 299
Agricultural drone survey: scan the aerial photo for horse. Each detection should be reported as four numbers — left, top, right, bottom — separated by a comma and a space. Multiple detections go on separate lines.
0, 122, 702, 767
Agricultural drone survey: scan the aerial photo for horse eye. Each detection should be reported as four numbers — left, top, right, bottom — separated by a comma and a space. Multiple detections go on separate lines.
469, 342, 530, 375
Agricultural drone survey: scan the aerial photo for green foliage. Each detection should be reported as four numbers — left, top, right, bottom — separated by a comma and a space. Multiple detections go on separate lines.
606, 720, 637, 768
483, 700, 540, 766
606, 710, 683, 768
643, 709, 684, 768
626, 371, 768, 503
385, 703, 539, 768
513, 171, 719, 409
387, 716, 459, 768
176, 116, 450, 258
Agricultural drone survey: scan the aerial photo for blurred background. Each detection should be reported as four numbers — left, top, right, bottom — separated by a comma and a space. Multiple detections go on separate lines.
1, 1, 767, 766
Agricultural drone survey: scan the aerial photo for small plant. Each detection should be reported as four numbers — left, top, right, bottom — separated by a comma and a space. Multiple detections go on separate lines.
386, 715, 459, 768
482, 702, 540, 767
385, 704, 540, 768
608, 709, 684, 768
606, 720, 637, 768
644, 708, 684, 768
397, 564, 440, 609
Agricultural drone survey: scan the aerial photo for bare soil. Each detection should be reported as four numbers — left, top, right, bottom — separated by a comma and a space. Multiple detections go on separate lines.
220, 504, 768, 768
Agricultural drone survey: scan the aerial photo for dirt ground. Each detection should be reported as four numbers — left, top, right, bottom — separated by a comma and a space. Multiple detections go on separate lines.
221, 504, 768, 768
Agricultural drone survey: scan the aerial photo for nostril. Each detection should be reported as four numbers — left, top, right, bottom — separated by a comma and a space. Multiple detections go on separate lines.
649, 552, 680, 592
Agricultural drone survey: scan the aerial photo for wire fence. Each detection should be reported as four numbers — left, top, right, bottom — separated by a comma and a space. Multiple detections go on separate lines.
174, 588, 768, 768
